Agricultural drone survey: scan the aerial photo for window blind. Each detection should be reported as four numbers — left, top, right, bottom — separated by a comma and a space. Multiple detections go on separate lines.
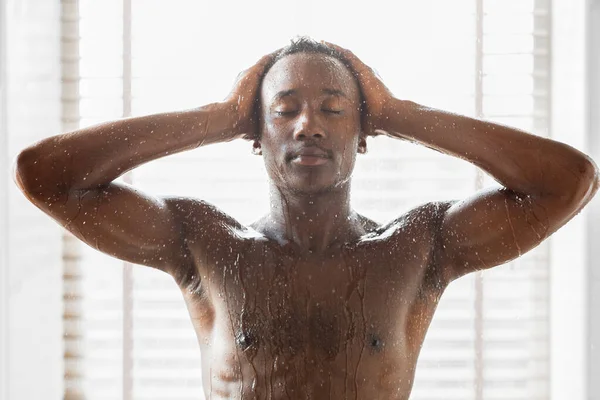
63, 1, 125, 399
63, 0, 551, 398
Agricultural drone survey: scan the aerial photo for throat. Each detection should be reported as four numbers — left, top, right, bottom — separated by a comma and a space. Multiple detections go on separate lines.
264, 184, 361, 253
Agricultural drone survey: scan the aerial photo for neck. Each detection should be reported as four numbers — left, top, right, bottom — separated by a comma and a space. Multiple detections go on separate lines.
263, 181, 362, 253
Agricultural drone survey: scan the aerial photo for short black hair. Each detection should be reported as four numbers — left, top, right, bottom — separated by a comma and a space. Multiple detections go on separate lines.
262, 36, 353, 78
254, 36, 365, 138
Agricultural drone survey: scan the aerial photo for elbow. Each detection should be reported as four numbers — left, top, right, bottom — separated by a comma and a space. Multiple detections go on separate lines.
584, 159, 600, 203
566, 156, 600, 209
12, 148, 36, 193
12, 147, 61, 199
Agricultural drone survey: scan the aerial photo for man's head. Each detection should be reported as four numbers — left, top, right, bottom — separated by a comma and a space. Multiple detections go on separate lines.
254, 37, 367, 195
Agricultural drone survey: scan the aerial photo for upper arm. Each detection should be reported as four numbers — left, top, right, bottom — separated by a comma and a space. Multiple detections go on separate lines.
435, 186, 576, 281
22, 180, 196, 275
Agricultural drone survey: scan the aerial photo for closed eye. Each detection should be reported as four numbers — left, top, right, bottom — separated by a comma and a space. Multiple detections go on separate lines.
274, 110, 343, 116
274, 111, 296, 116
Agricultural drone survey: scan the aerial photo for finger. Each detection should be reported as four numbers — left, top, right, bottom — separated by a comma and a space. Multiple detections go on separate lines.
372, 67, 384, 82
241, 133, 256, 141
321, 41, 368, 72
249, 47, 284, 75
368, 121, 377, 137
232, 48, 283, 98
360, 110, 374, 137
321, 40, 344, 51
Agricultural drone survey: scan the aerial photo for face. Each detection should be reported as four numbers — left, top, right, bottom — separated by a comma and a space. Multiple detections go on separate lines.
257, 52, 365, 195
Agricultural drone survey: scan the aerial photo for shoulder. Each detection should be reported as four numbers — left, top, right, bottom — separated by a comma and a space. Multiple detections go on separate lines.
364, 201, 458, 292
161, 196, 257, 284
163, 196, 243, 228
163, 196, 271, 249
418, 200, 460, 291
362, 200, 457, 241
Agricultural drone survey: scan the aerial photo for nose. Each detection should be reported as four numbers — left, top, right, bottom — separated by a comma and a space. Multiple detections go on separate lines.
293, 108, 326, 141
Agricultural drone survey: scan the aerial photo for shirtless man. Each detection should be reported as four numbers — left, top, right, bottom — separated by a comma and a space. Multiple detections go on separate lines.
13, 38, 600, 399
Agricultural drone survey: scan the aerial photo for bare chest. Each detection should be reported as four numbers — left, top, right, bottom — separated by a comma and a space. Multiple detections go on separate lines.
183, 238, 438, 360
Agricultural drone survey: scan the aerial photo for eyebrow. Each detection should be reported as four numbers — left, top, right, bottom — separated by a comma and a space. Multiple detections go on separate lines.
322, 88, 348, 99
273, 88, 349, 101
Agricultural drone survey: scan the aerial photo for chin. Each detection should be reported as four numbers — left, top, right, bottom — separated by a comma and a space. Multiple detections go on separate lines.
284, 175, 351, 196
266, 160, 353, 195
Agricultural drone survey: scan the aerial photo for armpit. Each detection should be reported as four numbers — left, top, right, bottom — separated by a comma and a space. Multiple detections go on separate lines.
418, 200, 459, 296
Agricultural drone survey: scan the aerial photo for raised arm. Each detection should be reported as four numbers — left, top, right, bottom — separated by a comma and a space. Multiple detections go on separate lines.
387, 102, 599, 280
12, 51, 277, 277
326, 42, 600, 282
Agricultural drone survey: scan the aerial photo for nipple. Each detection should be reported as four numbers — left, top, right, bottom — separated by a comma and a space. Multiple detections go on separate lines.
236, 331, 256, 351
369, 334, 384, 351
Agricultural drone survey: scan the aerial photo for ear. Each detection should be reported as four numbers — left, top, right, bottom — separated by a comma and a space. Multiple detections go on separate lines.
251, 140, 262, 156
357, 135, 367, 154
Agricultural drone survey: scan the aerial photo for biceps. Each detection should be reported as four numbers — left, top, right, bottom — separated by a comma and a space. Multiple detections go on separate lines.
42, 181, 188, 272
439, 187, 554, 278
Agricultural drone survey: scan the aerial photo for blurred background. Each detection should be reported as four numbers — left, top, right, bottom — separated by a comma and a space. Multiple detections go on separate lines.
1, 0, 599, 399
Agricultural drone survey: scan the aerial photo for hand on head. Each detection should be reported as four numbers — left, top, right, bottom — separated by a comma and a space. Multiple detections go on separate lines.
321, 41, 396, 137
223, 48, 282, 141
224, 40, 396, 143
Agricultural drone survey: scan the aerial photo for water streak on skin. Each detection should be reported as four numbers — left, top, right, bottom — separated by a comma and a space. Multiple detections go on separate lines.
504, 196, 522, 257
220, 258, 241, 399
304, 287, 312, 397
197, 112, 211, 148
359, 220, 403, 243
92, 191, 102, 250
342, 251, 353, 398
275, 247, 296, 400
235, 247, 254, 396
242, 265, 259, 398
521, 195, 550, 240
265, 246, 276, 399
62, 190, 83, 230
475, 252, 490, 270
358, 263, 369, 398
342, 246, 367, 400
279, 187, 294, 243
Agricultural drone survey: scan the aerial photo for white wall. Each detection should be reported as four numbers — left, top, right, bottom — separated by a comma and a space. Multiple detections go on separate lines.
0, 0, 9, 398
549, 0, 587, 396
551, 0, 600, 399
3, 0, 63, 399
587, 0, 600, 398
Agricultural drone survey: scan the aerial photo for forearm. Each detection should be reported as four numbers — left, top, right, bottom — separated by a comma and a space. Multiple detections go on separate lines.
383, 99, 599, 202
14, 102, 234, 195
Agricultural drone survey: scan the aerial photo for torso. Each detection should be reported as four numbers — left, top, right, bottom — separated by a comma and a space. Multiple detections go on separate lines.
174, 202, 452, 399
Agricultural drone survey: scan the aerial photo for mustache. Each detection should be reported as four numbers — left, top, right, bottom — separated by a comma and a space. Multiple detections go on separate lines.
286, 145, 333, 161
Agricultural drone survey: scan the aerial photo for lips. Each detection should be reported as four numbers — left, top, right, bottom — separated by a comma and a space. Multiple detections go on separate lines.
291, 147, 330, 159
289, 146, 331, 166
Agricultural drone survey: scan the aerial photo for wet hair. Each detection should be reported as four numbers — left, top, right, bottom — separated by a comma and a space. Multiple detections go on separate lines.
254, 36, 365, 138
262, 36, 355, 79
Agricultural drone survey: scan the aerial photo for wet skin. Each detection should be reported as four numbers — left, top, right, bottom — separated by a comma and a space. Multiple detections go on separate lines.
13, 45, 599, 399
175, 199, 450, 399
170, 54, 447, 398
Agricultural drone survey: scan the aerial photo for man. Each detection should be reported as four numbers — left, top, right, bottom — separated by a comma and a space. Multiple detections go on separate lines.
13, 37, 599, 399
